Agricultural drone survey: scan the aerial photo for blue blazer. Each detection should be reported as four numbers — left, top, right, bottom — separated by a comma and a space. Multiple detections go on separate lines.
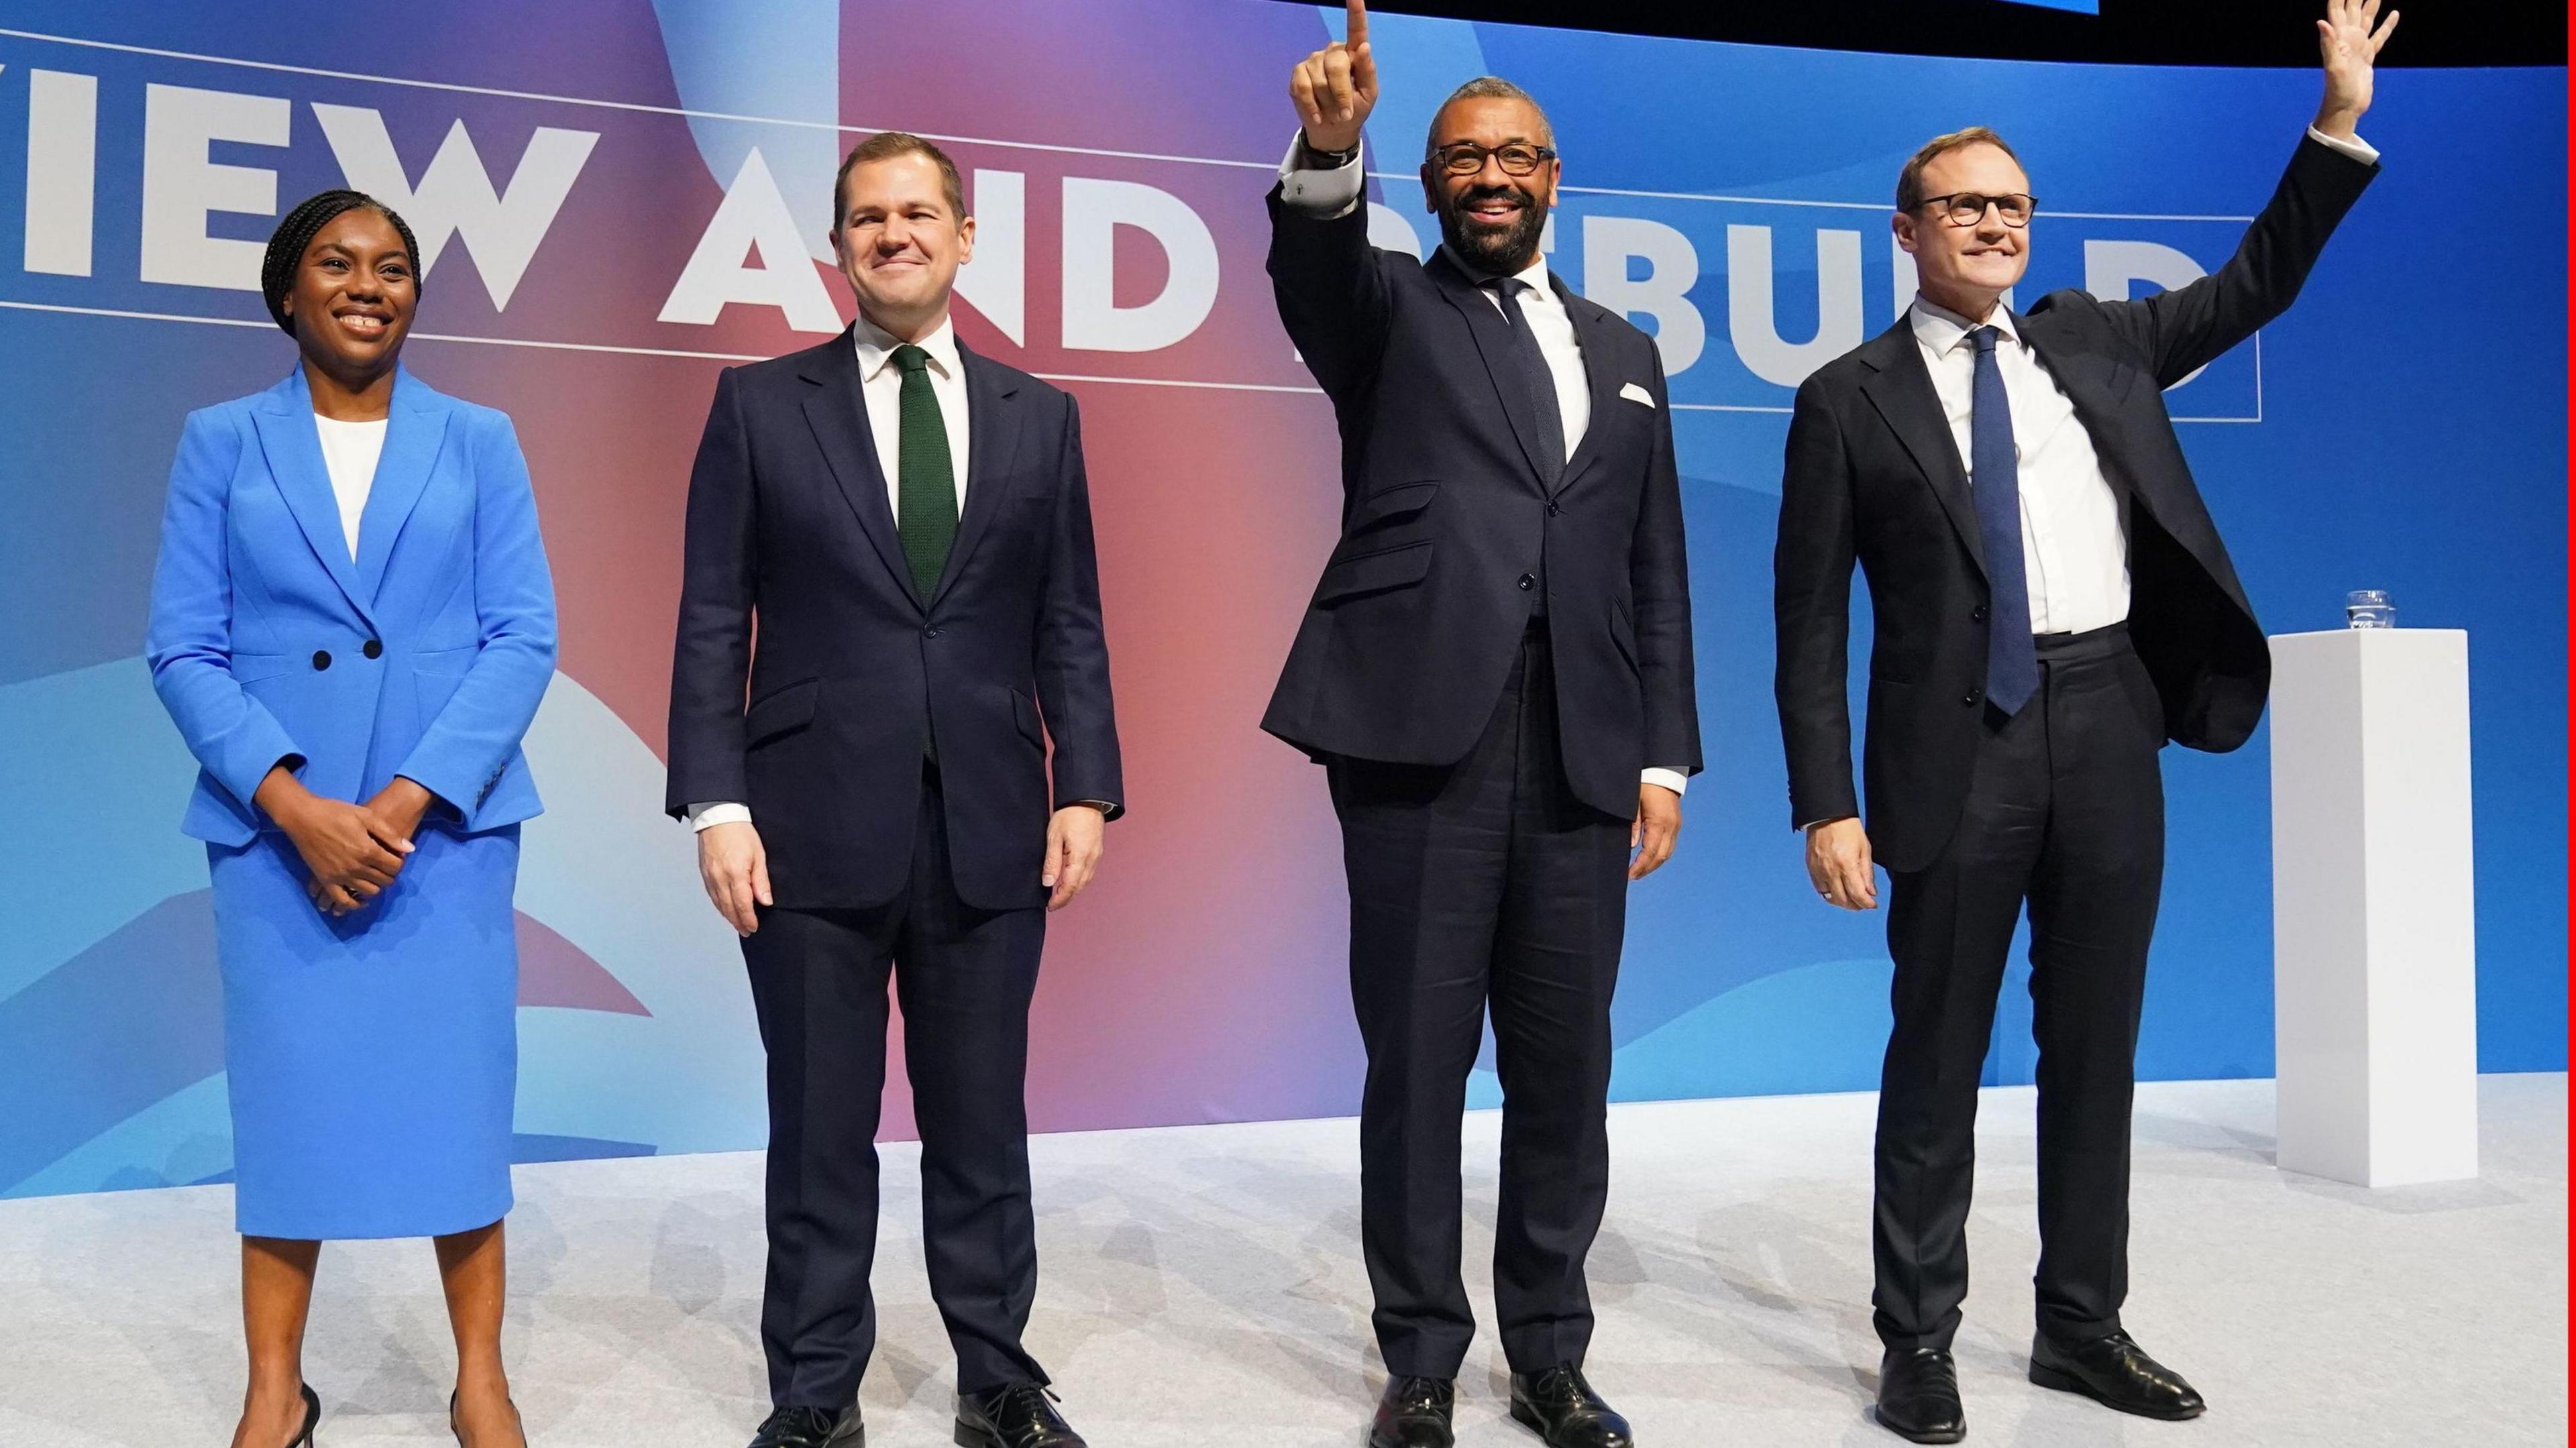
147, 366, 557, 844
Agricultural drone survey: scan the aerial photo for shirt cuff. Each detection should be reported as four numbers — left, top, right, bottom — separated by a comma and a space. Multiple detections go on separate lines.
1065, 799, 1116, 813
2306, 125, 2379, 166
686, 801, 752, 832
1277, 131, 1365, 219
1641, 767, 1689, 797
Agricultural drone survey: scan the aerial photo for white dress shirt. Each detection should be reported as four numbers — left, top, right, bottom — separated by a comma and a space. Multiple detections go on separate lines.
687, 311, 975, 833
1279, 136, 1684, 798
312, 414, 386, 560
1909, 298, 2130, 636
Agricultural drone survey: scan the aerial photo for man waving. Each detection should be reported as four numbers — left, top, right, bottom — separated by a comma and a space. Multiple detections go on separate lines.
1774, 5, 2394, 1441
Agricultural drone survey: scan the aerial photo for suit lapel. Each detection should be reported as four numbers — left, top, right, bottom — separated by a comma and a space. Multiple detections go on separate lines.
930, 343, 1024, 610
1554, 281, 1626, 497
798, 328, 922, 610
1426, 249, 1552, 492
351, 366, 451, 606
248, 369, 376, 626
1857, 319, 1987, 577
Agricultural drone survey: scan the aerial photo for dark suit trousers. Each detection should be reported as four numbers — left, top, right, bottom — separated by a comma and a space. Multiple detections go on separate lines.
1873, 623, 2165, 1353
1329, 626, 1633, 1378
741, 763, 1048, 1406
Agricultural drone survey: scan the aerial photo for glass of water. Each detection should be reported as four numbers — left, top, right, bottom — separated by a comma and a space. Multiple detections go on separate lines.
2345, 589, 2396, 629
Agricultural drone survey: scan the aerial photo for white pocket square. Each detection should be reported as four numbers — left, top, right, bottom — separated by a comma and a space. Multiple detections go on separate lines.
1619, 382, 1656, 408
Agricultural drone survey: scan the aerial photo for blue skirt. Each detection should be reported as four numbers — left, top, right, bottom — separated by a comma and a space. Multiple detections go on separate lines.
208, 822, 519, 1239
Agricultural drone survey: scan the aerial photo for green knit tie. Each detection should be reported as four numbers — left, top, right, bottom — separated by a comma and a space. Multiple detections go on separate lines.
891, 343, 957, 598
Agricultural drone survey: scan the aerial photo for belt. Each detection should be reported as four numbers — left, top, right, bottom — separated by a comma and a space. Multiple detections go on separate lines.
2032, 620, 2132, 663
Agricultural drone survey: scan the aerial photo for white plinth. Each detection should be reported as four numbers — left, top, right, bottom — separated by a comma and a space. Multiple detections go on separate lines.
2269, 628, 2478, 1187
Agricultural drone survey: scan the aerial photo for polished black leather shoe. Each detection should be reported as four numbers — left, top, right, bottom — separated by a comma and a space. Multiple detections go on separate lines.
1874, 1348, 1965, 1443
747, 1404, 865, 1448
1370, 1375, 1456, 1448
955, 1382, 1085, 1447
2028, 1331, 2206, 1421
1507, 1363, 1633, 1448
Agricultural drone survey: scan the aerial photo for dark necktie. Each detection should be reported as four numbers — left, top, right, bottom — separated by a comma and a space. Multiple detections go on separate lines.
1969, 325, 2038, 716
1481, 276, 1567, 484
892, 342, 957, 600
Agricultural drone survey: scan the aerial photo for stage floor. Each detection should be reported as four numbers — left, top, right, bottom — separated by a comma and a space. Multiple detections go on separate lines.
2, 1075, 2562, 1447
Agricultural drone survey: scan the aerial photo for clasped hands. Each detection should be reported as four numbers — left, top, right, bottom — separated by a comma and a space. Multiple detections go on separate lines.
254, 765, 433, 917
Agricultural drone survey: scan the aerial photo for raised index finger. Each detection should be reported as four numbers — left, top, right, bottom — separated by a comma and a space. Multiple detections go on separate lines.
1346, 0, 1368, 51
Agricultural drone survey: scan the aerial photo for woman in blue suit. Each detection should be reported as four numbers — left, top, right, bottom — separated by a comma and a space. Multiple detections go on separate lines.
146, 190, 554, 1448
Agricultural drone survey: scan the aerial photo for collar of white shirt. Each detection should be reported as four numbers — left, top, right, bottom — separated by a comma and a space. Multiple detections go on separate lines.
1910, 294, 2023, 359
1444, 245, 1556, 307
853, 310, 962, 384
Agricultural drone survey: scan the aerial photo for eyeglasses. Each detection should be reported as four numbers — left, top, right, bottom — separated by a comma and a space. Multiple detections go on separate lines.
1430, 142, 1557, 178
1918, 191, 2037, 228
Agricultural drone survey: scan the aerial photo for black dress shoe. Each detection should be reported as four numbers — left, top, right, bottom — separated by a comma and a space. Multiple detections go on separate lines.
746, 1404, 865, 1448
1507, 1363, 1633, 1448
1874, 1349, 1964, 1444
955, 1382, 1085, 1448
1371, 1375, 1456, 1448
2028, 1331, 2206, 1421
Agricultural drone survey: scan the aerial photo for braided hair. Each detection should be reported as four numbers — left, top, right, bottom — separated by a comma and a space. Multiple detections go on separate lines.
259, 189, 423, 336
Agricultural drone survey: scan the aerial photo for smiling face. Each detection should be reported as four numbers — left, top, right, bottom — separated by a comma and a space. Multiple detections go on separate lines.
282, 208, 416, 376
833, 152, 974, 341
1894, 141, 2033, 320
1420, 95, 1558, 276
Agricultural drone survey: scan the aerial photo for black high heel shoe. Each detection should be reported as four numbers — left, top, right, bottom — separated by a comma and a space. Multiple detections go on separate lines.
284, 1384, 320, 1448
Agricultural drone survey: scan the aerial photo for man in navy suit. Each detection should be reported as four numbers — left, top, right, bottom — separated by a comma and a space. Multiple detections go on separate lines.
1271, 7, 1700, 1445
1774, 4, 2394, 1440
666, 132, 1119, 1448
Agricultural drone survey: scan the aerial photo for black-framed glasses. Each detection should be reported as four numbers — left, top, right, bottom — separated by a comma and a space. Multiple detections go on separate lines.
1430, 142, 1556, 178
1919, 190, 2037, 227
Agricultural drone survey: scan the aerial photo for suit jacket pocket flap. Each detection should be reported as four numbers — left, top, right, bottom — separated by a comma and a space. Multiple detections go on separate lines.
1315, 540, 1433, 606
1346, 479, 1440, 532
744, 678, 820, 747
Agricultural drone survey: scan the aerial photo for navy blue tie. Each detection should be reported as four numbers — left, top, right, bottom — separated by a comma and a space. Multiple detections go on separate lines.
1482, 276, 1567, 484
1969, 325, 2038, 716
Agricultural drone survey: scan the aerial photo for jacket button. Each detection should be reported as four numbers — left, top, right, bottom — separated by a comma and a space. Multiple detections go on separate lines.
1972, 606, 1988, 624
923, 626, 940, 639
1517, 574, 1535, 590
311, 650, 332, 671
1546, 501, 1561, 516
1963, 688, 1981, 706
362, 639, 383, 659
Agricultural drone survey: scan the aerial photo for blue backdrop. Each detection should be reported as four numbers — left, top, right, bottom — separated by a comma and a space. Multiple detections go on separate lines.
0, 1, 2559, 1198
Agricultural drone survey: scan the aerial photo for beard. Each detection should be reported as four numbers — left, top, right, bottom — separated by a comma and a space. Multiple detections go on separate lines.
1437, 181, 1549, 276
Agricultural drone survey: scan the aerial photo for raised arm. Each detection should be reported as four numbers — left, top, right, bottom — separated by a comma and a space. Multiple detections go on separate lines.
1267, 0, 1393, 398
2095, 0, 2393, 388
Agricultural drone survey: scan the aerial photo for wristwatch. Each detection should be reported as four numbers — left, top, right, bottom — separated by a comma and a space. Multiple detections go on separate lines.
1299, 137, 1360, 168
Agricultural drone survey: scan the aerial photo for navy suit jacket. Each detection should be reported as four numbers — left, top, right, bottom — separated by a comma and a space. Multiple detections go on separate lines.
664, 327, 1122, 911
1262, 188, 1701, 820
1774, 135, 2379, 871
147, 366, 558, 843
